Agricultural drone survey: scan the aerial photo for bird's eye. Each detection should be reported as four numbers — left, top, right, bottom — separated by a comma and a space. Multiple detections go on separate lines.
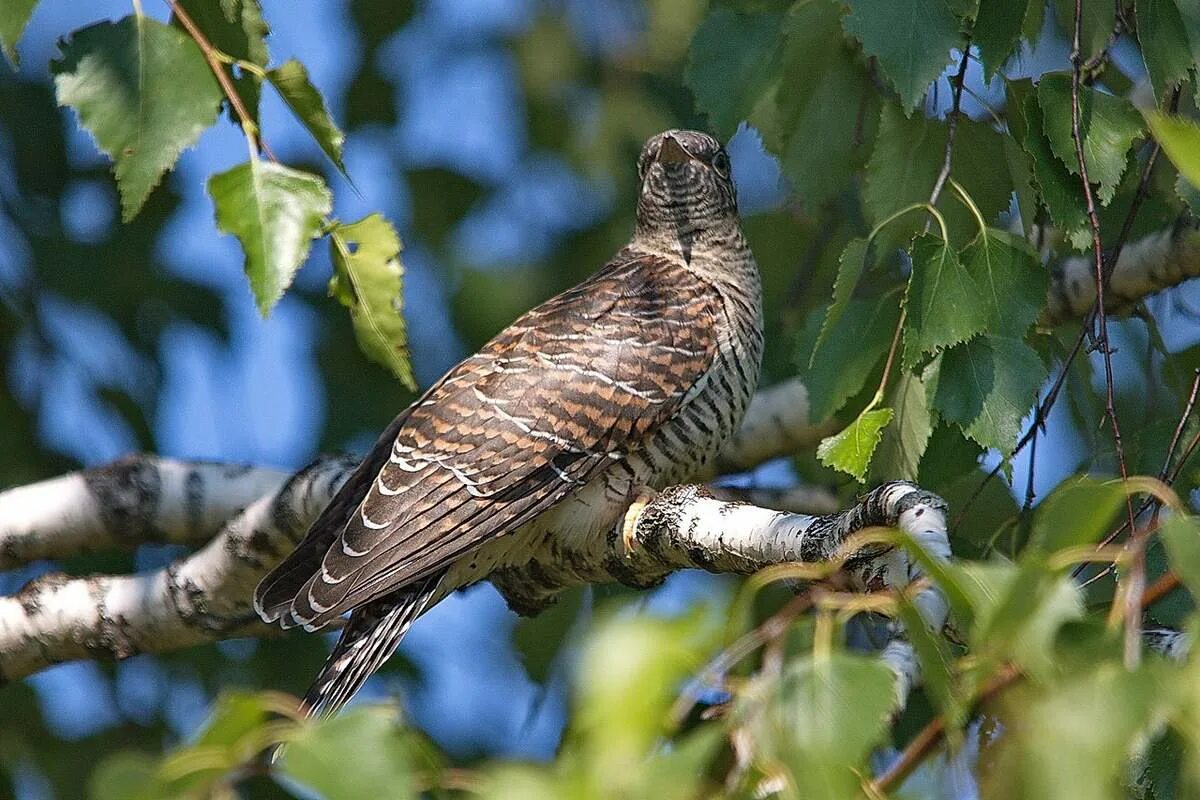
711, 151, 730, 176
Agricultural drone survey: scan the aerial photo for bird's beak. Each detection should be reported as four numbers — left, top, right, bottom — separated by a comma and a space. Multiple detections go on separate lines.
656, 134, 692, 165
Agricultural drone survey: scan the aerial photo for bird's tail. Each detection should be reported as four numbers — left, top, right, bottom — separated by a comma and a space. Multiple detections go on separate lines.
300, 573, 443, 719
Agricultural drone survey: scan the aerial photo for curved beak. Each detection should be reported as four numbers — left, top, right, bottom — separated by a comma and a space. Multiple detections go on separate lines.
656, 134, 692, 165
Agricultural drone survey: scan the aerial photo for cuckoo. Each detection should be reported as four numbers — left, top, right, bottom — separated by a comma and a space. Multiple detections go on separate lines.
254, 129, 764, 717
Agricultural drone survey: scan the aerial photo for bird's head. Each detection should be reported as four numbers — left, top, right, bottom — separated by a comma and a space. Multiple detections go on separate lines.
635, 130, 738, 239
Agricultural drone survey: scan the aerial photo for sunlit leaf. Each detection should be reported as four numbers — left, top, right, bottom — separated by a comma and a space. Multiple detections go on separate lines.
737, 651, 895, 800
269, 59, 347, 173
817, 406, 894, 481
51, 16, 223, 221
329, 214, 415, 389
1161, 514, 1200, 598
1146, 111, 1200, 190
0, 0, 36, 66
279, 706, 413, 800
209, 157, 331, 315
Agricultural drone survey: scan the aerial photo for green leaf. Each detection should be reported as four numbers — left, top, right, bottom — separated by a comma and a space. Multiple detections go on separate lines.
329, 214, 416, 389
1137, 0, 1194, 105
798, 291, 901, 421
512, 586, 583, 684
902, 234, 988, 369
51, 17, 223, 221
960, 227, 1048, 339
930, 335, 1048, 455
863, 104, 944, 244
1017, 86, 1090, 249
630, 726, 724, 800
89, 753, 162, 800
1028, 476, 1127, 555
776, 0, 874, 203
811, 238, 869, 365
817, 406, 894, 481
279, 706, 413, 800
863, 105, 1011, 249
871, 367, 933, 481
191, 691, 271, 750
209, 158, 332, 315
737, 652, 896, 800
1146, 111, 1200, 189
0, 0, 37, 66
684, 9, 783, 139
975, 0, 1029, 78
269, 59, 347, 173
1051, 0, 1116, 55
841, 0, 961, 114
1161, 515, 1200, 598
1036, 72, 1145, 205
574, 609, 720, 777
984, 663, 1160, 800
950, 561, 1082, 678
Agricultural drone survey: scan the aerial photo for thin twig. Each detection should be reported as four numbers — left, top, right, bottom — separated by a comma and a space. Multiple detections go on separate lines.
168, 0, 277, 162
928, 44, 972, 210
1161, 369, 1200, 482
1066, 0, 1138, 667
871, 664, 1021, 793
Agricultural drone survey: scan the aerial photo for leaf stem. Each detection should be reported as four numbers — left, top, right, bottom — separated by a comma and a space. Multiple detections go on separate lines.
167, 0, 277, 162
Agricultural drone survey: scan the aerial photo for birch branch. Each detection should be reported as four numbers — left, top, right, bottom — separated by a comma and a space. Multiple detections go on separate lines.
0, 457, 357, 683
1043, 217, 1200, 325
0, 457, 291, 569
0, 468, 947, 682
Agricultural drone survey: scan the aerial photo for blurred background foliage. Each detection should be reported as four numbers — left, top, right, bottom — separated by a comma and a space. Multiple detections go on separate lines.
3, 0, 1200, 797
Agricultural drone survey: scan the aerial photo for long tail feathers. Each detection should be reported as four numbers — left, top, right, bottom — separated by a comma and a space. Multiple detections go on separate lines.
299, 573, 443, 720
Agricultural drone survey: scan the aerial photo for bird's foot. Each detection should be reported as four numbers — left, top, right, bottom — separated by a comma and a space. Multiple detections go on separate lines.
622, 486, 657, 554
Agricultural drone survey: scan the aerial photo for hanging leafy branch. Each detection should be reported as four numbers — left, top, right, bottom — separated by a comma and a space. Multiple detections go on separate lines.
22, 0, 417, 389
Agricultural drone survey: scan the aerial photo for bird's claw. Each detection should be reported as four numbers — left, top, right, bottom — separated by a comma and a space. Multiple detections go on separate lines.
622, 486, 657, 554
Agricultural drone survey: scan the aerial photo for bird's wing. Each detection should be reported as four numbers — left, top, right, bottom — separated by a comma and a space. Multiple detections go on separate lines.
265, 251, 722, 630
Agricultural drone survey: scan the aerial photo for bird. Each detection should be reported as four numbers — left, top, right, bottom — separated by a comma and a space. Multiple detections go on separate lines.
253, 129, 764, 718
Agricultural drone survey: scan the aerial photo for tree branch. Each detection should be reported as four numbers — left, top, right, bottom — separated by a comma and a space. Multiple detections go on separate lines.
1043, 218, 1200, 325
0, 457, 290, 568
0, 457, 357, 683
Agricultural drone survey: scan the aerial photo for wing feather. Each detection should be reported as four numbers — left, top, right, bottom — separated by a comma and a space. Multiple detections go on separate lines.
266, 252, 722, 629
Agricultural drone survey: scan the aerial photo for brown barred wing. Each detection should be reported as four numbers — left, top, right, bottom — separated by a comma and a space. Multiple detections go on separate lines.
286, 253, 720, 630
